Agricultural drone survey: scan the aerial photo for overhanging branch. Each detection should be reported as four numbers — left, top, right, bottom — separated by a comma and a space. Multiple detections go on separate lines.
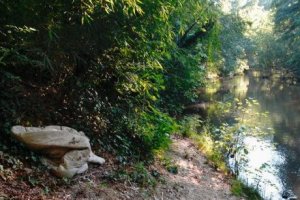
177, 22, 214, 48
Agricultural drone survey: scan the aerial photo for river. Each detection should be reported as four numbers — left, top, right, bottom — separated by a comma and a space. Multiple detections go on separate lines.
209, 71, 300, 200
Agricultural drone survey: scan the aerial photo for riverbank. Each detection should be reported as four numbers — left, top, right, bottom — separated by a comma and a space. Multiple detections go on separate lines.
195, 71, 300, 199
0, 136, 244, 200
153, 136, 241, 200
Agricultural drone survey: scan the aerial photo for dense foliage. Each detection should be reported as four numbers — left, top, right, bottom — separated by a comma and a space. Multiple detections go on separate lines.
273, 0, 300, 74
243, 0, 300, 75
0, 0, 221, 159
218, 14, 251, 75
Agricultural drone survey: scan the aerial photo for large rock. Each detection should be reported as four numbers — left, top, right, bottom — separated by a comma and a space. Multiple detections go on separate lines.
11, 125, 105, 178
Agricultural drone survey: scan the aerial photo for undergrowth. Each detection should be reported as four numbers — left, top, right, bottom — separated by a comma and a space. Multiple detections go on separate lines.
231, 179, 262, 200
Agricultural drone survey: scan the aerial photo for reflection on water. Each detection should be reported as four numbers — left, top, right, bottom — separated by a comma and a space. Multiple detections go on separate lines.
229, 136, 285, 199
216, 73, 300, 199
224, 75, 250, 99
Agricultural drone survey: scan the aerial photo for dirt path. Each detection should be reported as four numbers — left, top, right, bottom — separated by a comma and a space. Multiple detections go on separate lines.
0, 137, 242, 200
152, 136, 242, 200
60, 136, 242, 200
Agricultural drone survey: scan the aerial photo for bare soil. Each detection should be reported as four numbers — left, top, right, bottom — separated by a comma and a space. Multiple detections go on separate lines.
153, 136, 242, 200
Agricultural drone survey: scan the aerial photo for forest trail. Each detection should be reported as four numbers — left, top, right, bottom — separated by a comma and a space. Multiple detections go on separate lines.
51, 137, 242, 200
0, 137, 242, 200
152, 137, 242, 200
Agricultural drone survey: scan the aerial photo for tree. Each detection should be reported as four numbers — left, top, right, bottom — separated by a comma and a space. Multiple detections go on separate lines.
0, 0, 221, 158
273, 0, 300, 74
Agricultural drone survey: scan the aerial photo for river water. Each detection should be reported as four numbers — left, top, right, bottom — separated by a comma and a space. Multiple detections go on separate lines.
210, 72, 300, 200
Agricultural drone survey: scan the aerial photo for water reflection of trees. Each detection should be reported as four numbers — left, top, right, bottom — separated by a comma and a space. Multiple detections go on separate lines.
229, 74, 300, 196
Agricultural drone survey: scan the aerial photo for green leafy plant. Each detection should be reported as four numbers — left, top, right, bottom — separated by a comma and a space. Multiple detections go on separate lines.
179, 115, 202, 137
231, 179, 262, 200
130, 162, 156, 187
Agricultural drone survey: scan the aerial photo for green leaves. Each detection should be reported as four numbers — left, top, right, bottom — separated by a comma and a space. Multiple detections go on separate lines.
273, 0, 300, 74
0, 0, 222, 160
133, 107, 178, 151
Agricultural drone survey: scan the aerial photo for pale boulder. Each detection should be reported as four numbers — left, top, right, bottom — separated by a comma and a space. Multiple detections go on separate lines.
11, 125, 105, 178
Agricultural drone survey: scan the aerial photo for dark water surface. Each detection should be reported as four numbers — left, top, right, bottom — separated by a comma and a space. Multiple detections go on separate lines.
214, 73, 300, 199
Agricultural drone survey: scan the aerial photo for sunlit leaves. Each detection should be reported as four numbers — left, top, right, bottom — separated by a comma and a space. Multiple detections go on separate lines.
218, 14, 249, 74
100, 0, 144, 15
5, 25, 37, 34
122, 0, 144, 15
79, 0, 144, 24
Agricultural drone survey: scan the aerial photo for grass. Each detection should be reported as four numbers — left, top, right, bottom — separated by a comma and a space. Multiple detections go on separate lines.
190, 132, 228, 173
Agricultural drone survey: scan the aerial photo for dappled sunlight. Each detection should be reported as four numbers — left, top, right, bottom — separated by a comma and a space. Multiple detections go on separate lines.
155, 137, 236, 200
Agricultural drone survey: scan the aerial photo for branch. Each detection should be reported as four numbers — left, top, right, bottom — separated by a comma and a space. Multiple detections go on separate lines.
177, 22, 214, 48
177, 21, 198, 47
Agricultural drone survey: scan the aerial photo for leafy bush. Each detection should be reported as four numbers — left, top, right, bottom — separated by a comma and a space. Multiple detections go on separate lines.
179, 115, 202, 137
